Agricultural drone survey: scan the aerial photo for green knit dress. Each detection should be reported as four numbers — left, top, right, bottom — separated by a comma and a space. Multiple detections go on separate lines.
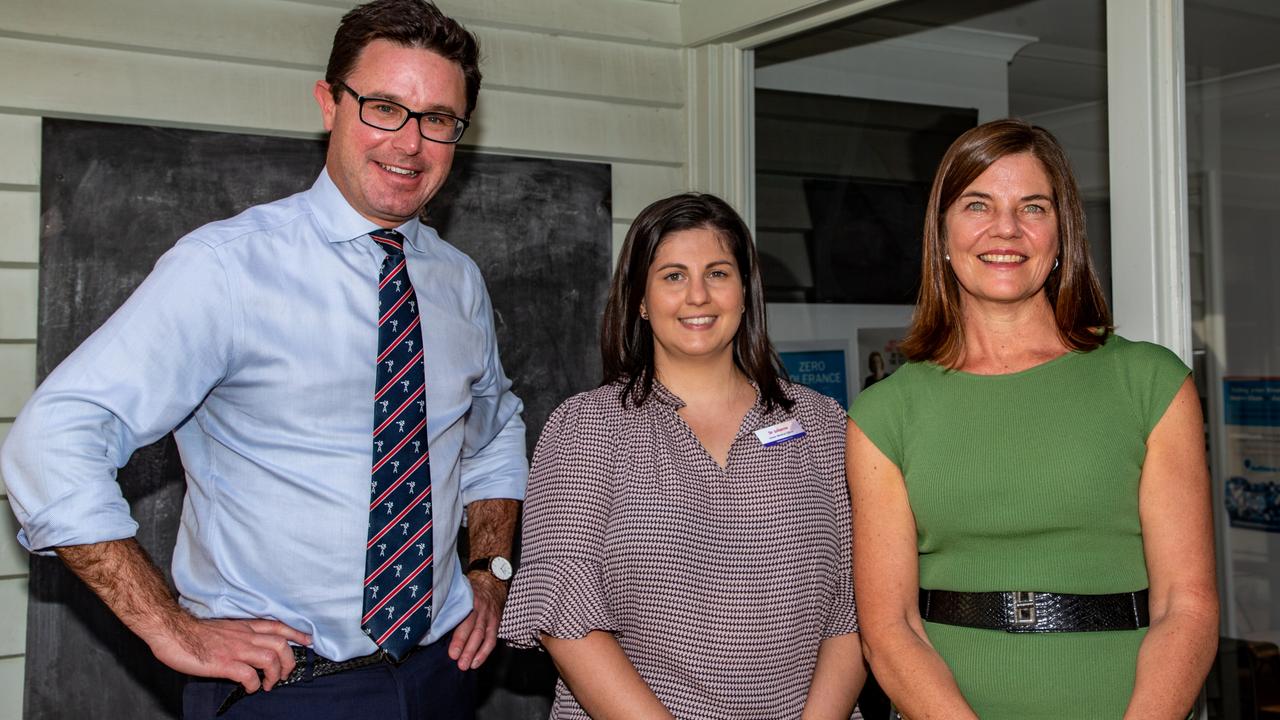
849, 335, 1189, 719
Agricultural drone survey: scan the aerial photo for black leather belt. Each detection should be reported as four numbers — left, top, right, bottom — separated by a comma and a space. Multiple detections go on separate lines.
216, 645, 412, 715
919, 588, 1150, 633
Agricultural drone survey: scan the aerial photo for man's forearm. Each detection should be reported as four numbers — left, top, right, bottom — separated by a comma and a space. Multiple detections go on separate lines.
57, 538, 191, 648
58, 537, 310, 691
448, 498, 520, 669
464, 498, 519, 561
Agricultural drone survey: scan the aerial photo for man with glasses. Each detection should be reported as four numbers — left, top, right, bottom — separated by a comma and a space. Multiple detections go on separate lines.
0, 1, 524, 718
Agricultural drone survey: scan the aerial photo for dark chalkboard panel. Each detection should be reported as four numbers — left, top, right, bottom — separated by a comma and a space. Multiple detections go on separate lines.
30, 118, 609, 719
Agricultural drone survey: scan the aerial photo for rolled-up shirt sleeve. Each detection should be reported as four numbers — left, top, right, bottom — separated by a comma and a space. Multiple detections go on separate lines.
458, 270, 526, 505
499, 395, 616, 647
0, 239, 234, 553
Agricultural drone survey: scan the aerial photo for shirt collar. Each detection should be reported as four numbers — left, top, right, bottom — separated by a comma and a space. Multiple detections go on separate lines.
305, 168, 426, 252
652, 377, 790, 438
655, 376, 782, 413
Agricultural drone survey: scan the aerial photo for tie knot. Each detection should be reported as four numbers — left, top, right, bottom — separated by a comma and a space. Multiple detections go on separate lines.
371, 228, 406, 255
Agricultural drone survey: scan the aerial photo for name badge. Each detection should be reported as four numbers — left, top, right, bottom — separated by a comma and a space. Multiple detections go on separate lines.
754, 418, 806, 447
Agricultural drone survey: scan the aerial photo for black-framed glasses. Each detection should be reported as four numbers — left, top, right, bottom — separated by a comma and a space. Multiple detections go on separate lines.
337, 83, 469, 144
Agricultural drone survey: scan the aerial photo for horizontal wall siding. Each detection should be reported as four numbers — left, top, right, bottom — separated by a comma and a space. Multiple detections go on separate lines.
0, 425, 9, 497
0, 38, 684, 166
0, 271, 37, 341
4, 0, 683, 54
0, 656, 20, 720
0, 346, 36, 421
0, 116, 40, 187
0, 192, 40, 263
0, 502, 25, 577
0, 576, 26, 656
0, 3, 690, 717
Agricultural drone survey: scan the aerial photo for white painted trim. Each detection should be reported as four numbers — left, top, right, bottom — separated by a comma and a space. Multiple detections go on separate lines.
682, 0, 898, 48
830, 18, 1038, 62
686, 43, 755, 223
1106, 0, 1192, 362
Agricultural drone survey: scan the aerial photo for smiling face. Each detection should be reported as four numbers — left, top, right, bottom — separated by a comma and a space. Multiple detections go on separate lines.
641, 227, 745, 372
314, 39, 466, 228
944, 152, 1060, 311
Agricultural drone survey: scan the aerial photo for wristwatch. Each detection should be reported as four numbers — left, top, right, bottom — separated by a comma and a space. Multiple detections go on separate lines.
466, 555, 514, 582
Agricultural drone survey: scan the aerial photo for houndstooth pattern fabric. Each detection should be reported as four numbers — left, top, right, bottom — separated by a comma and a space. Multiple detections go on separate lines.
499, 379, 857, 719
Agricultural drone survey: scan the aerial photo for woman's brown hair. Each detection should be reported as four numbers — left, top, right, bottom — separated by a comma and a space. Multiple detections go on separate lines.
901, 118, 1112, 366
601, 193, 793, 411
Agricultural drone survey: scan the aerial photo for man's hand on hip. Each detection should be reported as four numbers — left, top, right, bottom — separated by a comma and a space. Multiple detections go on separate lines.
150, 614, 312, 693
56, 538, 310, 693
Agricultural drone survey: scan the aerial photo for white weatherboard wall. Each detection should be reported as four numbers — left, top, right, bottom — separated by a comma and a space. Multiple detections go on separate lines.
0, 1, 687, 716
0, 108, 40, 719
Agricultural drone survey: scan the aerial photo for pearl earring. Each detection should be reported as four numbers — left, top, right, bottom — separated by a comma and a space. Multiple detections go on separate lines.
945, 254, 951, 262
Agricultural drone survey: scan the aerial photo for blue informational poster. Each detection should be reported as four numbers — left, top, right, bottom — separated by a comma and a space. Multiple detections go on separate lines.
779, 349, 848, 408
1223, 378, 1280, 532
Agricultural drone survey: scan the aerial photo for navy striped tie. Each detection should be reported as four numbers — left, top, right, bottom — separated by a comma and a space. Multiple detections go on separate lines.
362, 228, 433, 659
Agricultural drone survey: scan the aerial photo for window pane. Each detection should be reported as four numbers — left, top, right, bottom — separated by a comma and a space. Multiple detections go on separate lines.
1185, 2, 1280, 707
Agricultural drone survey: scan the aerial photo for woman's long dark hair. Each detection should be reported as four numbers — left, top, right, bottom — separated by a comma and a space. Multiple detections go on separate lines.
600, 193, 793, 411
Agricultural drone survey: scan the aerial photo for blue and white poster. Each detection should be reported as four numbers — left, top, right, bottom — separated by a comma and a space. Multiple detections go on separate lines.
779, 349, 849, 408
1224, 378, 1280, 532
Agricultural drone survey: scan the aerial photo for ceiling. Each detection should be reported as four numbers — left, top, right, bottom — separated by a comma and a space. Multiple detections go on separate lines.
757, 0, 1280, 117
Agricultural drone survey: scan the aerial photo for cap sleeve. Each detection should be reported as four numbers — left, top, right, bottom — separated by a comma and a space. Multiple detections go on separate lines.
1112, 337, 1192, 438
847, 372, 905, 469
499, 393, 618, 648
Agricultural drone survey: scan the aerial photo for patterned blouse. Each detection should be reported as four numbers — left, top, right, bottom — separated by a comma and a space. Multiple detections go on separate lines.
498, 379, 857, 719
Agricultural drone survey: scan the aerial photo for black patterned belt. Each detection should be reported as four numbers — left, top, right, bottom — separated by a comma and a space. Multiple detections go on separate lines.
216, 645, 411, 715
919, 588, 1150, 633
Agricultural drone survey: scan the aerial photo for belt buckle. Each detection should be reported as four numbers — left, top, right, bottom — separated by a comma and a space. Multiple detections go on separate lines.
1012, 591, 1037, 627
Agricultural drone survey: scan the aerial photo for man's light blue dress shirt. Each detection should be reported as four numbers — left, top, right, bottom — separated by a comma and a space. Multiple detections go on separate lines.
0, 170, 527, 661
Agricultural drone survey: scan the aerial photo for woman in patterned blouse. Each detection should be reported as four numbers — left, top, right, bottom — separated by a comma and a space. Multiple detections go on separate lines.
499, 193, 864, 718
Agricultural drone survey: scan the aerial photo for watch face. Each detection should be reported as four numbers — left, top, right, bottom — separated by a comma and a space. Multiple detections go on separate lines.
490, 556, 514, 581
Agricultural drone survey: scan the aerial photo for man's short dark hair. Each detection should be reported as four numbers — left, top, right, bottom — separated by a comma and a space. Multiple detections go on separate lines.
326, 0, 482, 118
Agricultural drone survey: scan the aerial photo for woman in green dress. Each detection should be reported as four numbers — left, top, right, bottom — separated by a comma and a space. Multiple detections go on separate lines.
847, 119, 1218, 719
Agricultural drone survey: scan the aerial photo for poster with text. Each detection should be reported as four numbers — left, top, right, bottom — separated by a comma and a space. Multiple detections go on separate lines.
1223, 378, 1280, 532
779, 347, 850, 408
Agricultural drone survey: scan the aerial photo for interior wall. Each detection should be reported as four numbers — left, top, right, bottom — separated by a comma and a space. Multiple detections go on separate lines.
0, 1, 687, 717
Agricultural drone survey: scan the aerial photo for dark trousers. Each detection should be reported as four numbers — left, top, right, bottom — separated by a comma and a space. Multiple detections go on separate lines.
183, 635, 474, 720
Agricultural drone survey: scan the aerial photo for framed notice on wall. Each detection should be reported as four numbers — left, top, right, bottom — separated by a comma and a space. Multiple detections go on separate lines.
778, 340, 852, 408
1223, 377, 1280, 533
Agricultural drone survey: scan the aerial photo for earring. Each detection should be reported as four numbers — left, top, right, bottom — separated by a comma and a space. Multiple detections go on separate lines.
945, 254, 951, 262
1053, 257, 1060, 271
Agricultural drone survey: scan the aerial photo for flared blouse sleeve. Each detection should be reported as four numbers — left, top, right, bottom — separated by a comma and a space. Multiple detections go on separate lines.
499, 393, 618, 647
811, 392, 858, 638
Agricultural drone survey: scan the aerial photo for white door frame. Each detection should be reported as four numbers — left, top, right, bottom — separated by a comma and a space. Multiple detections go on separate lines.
1106, 0, 1192, 360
